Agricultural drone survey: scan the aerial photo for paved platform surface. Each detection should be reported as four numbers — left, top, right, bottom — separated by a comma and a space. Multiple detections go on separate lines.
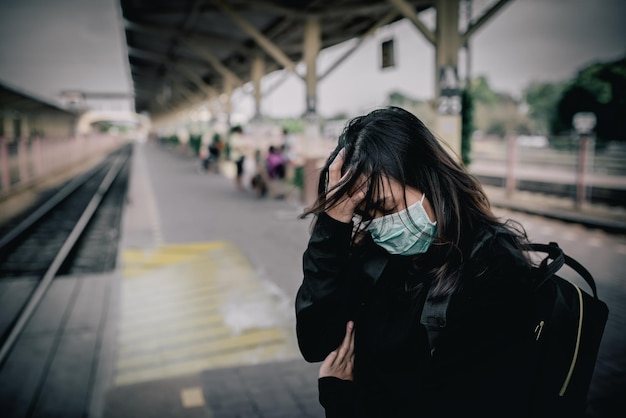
102, 141, 321, 418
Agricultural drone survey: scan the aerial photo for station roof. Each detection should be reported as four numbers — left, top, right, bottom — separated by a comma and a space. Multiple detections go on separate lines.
120, 0, 434, 117
0, 80, 77, 116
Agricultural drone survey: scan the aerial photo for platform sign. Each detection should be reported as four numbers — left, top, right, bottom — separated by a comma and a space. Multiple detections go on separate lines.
573, 112, 596, 134
438, 65, 461, 115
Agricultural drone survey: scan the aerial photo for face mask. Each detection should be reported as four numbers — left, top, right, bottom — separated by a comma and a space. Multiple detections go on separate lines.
367, 194, 437, 255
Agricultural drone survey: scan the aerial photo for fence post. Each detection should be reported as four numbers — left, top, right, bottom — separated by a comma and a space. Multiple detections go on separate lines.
575, 134, 590, 209
505, 133, 517, 198
18, 137, 29, 185
0, 138, 10, 193
32, 136, 42, 178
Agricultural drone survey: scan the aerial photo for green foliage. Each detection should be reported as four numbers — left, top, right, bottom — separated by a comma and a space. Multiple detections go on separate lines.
468, 75, 534, 136
160, 135, 179, 145
524, 81, 566, 134
553, 56, 626, 141
470, 76, 499, 107
460, 88, 473, 165
386, 91, 436, 129
388, 91, 424, 108
292, 165, 304, 190
326, 112, 350, 121
485, 120, 506, 137
96, 121, 113, 133
189, 134, 202, 156
278, 119, 305, 134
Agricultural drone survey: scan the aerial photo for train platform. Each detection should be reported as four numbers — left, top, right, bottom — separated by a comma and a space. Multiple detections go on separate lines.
0, 139, 624, 418
101, 140, 626, 418
101, 140, 321, 418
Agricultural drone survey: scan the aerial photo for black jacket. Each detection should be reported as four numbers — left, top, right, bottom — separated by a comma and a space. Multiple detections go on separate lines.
296, 212, 536, 418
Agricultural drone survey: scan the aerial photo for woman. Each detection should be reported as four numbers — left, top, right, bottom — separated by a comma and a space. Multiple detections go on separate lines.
295, 107, 537, 417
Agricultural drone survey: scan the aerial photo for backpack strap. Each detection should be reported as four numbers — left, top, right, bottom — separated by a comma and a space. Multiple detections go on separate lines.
420, 283, 452, 355
419, 228, 492, 354
563, 253, 599, 299
523, 242, 599, 299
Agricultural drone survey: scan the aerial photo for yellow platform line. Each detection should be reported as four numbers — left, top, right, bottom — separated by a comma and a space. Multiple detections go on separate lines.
114, 241, 299, 387
116, 328, 286, 371
114, 340, 289, 386
119, 324, 233, 357
118, 314, 225, 345
120, 280, 262, 317
118, 289, 269, 331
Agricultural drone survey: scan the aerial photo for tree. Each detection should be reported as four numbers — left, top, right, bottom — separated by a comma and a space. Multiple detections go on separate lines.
469, 76, 532, 136
553, 56, 626, 141
470, 75, 499, 107
524, 81, 566, 135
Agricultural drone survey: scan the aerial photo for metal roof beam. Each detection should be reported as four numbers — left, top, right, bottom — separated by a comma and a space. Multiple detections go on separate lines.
211, 0, 302, 78
176, 65, 218, 97
182, 41, 244, 86
461, 0, 512, 44
387, 0, 436, 45
124, 20, 241, 51
319, 9, 400, 81
126, 21, 245, 87
127, 46, 178, 66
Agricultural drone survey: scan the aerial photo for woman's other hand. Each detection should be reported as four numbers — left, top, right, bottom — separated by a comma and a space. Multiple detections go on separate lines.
319, 321, 355, 381
326, 149, 367, 223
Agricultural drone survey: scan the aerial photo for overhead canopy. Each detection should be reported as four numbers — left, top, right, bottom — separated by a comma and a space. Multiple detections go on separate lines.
120, 0, 434, 118
0, 81, 76, 116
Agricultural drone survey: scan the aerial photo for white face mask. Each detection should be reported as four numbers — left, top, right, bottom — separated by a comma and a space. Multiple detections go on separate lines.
366, 194, 437, 255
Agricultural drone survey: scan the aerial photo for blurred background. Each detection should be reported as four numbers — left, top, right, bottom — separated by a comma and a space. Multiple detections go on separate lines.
0, 1, 625, 417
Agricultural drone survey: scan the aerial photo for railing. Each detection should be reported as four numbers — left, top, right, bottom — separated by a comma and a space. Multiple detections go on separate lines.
0, 134, 128, 196
468, 135, 626, 208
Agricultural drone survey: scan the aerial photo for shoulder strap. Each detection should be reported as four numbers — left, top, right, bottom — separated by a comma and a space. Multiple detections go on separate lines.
419, 229, 491, 353
420, 241, 599, 355
563, 252, 599, 299
523, 242, 599, 299
524, 242, 564, 287
420, 283, 451, 354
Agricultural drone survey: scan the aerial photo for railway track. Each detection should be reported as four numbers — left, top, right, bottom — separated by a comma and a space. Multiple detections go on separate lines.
0, 143, 132, 367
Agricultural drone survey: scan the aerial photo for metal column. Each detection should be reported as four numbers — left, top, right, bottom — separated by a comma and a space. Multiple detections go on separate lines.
435, 0, 462, 159
303, 16, 322, 206
251, 55, 265, 121
222, 75, 234, 128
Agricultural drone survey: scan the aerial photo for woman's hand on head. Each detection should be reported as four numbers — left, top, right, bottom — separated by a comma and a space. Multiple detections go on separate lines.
319, 321, 355, 381
326, 149, 367, 223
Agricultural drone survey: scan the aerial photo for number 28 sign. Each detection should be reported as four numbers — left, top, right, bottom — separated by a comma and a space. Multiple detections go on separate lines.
438, 66, 461, 115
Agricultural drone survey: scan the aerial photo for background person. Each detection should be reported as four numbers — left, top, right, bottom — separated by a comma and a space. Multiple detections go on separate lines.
228, 125, 245, 190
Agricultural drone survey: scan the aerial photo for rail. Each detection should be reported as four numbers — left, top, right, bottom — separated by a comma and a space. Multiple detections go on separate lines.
0, 147, 131, 367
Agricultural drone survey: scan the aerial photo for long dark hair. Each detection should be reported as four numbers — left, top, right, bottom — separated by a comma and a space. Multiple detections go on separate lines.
302, 106, 528, 296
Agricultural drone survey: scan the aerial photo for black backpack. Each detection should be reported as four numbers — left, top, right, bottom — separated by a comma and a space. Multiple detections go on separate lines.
421, 242, 609, 417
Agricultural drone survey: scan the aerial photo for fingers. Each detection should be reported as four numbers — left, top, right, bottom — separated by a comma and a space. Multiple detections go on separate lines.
335, 321, 354, 362
328, 148, 346, 190
325, 149, 368, 223
318, 321, 356, 380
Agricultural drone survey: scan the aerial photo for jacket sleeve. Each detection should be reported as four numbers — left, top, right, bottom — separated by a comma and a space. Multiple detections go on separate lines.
295, 212, 359, 362
318, 377, 355, 418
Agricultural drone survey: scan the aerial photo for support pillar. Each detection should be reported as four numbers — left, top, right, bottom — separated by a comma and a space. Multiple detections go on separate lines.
304, 16, 320, 122
221, 75, 234, 129
251, 55, 264, 122
303, 16, 322, 207
435, 0, 462, 160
